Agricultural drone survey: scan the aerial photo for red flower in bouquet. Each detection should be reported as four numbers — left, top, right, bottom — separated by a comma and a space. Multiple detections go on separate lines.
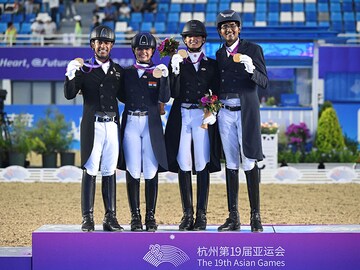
158, 37, 179, 59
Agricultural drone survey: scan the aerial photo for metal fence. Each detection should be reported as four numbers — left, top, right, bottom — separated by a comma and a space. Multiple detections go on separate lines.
0, 33, 180, 47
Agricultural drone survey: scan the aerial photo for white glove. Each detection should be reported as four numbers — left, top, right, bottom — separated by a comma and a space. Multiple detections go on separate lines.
171, 54, 183, 75
65, 59, 82, 80
156, 64, 169, 77
203, 112, 216, 125
240, 54, 255, 74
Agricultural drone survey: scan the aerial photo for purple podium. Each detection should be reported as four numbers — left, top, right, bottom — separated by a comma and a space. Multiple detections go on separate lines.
0, 247, 32, 270
31, 225, 360, 270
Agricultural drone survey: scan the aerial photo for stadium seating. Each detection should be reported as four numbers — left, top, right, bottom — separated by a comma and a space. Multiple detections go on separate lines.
1, 0, 359, 43
0, 22, 7, 34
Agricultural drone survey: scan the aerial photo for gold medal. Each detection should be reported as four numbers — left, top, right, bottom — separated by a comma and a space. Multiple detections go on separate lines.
75, 57, 84, 67
233, 53, 242, 63
178, 49, 188, 58
153, 68, 163, 78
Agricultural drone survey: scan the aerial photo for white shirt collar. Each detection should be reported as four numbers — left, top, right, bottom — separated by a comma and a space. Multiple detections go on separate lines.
226, 39, 240, 54
136, 61, 151, 67
95, 58, 110, 73
187, 49, 207, 61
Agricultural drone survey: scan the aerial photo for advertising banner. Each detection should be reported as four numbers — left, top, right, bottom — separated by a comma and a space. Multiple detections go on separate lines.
32, 225, 360, 270
0, 43, 315, 81
0, 47, 167, 81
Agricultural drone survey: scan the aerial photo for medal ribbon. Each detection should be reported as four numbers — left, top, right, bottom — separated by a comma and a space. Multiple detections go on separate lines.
133, 62, 156, 74
225, 42, 239, 56
81, 57, 107, 73
184, 51, 205, 64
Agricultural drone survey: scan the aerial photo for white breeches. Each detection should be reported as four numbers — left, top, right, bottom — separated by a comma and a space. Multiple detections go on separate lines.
84, 121, 119, 176
177, 107, 210, 172
123, 115, 158, 179
218, 99, 255, 172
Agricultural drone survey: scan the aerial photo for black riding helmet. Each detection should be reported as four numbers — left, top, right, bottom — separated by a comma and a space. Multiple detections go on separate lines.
131, 32, 157, 50
181, 20, 207, 52
89, 25, 115, 46
216, 9, 242, 29
181, 20, 207, 38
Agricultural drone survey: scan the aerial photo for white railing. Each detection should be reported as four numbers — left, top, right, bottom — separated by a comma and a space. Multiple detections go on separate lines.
0, 164, 359, 184
337, 33, 360, 44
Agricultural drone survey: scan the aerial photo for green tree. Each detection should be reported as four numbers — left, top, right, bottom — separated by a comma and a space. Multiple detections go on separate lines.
318, 100, 333, 118
31, 108, 73, 155
315, 107, 345, 153
8, 116, 33, 154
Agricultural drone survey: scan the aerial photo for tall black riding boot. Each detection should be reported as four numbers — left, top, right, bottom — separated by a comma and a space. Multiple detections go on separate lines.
178, 169, 194, 231
81, 171, 96, 232
218, 168, 241, 231
193, 167, 209, 231
145, 173, 158, 232
102, 174, 123, 232
126, 171, 142, 231
245, 164, 263, 232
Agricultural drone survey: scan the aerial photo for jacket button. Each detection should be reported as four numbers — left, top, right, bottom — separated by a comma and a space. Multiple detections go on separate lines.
100, 95, 104, 98
100, 84, 103, 87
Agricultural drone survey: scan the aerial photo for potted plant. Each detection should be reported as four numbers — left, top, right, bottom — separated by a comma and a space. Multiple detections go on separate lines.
260, 120, 279, 169
261, 120, 279, 135
31, 108, 74, 168
6, 115, 33, 166
265, 96, 277, 107
58, 126, 75, 167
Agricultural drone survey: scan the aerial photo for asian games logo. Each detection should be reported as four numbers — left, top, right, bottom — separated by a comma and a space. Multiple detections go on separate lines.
143, 244, 190, 267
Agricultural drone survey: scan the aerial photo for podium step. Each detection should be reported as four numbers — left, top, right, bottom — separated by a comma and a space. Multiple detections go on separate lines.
31, 224, 360, 270
0, 247, 32, 270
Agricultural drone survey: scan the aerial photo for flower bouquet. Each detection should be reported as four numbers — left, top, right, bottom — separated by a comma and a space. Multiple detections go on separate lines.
158, 37, 179, 59
198, 90, 222, 129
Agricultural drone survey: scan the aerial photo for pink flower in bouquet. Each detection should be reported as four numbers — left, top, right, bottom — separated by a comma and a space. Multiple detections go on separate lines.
200, 96, 209, 105
158, 42, 165, 52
